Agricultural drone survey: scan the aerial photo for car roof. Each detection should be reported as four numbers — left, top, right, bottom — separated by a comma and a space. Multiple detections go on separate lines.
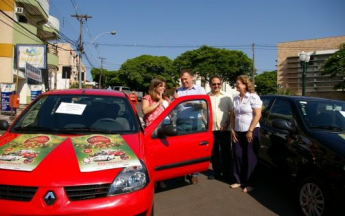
260, 95, 343, 103
43, 89, 127, 97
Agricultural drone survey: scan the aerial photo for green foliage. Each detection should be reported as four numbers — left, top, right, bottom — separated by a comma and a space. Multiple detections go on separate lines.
116, 55, 178, 92
69, 82, 86, 89
320, 43, 345, 90
276, 88, 297, 96
255, 70, 277, 95
173, 45, 253, 87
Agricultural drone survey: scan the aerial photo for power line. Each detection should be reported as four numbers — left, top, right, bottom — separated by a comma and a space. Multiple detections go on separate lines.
71, 14, 92, 88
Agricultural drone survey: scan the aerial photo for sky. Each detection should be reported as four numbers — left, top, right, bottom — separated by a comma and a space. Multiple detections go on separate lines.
49, 0, 345, 81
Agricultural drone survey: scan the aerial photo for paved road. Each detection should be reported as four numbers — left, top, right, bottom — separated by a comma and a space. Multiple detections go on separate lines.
153, 165, 300, 216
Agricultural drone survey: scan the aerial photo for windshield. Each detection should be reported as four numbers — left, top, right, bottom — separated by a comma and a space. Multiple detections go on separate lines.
297, 99, 345, 130
11, 95, 138, 134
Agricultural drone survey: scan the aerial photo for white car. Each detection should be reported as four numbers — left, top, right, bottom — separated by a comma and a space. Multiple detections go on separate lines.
91, 154, 115, 161
0, 154, 23, 161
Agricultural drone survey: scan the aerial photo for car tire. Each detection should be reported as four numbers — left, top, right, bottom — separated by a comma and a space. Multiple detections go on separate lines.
298, 176, 330, 216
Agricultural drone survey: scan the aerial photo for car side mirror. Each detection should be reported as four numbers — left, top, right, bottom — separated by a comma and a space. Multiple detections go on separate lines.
0, 120, 9, 130
157, 125, 178, 138
272, 118, 296, 134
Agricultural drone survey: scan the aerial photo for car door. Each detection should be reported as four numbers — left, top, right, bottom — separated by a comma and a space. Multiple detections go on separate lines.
259, 98, 293, 169
144, 95, 213, 181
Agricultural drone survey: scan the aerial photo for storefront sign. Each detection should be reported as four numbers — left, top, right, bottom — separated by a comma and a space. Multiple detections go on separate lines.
1, 84, 15, 112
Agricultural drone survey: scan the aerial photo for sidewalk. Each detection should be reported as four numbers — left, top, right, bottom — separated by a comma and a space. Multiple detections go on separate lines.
0, 111, 17, 123
0, 105, 27, 135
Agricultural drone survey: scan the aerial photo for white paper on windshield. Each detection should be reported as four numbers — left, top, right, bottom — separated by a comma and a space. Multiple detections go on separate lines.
55, 102, 86, 115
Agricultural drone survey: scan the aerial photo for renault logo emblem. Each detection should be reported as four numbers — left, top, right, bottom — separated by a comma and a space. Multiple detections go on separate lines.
44, 191, 56, 205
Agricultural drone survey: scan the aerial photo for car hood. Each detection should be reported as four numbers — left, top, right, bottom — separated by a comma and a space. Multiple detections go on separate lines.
0, 133, 142, 187
309, 130, 345, 158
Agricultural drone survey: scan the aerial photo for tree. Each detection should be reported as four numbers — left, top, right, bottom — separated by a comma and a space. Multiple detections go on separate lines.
173, 45, 253, 87
255, 70, 277, 95
116, 55, 178, 92
320, 43, 345, 90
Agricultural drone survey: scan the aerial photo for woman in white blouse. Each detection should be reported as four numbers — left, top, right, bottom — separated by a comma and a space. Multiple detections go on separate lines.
229, 75, 262, 193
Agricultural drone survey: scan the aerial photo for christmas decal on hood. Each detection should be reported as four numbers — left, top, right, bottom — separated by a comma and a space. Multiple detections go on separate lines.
71, 134, 141, 172
0, 134, 65, 171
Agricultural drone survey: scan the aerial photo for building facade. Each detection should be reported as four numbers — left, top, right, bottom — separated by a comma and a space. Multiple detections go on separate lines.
55, 43, 86, 90
0, 0, 60, 104
277, 36, 345, 97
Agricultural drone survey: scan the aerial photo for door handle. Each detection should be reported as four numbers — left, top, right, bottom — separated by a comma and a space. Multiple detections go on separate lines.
199, 141, 209, 146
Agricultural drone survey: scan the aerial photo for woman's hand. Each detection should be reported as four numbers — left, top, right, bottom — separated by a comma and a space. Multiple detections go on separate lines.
231, 129, 238, 143
246, 130, 253, 143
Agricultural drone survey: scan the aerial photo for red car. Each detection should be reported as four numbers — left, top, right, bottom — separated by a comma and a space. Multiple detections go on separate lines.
0, 89, 213, 216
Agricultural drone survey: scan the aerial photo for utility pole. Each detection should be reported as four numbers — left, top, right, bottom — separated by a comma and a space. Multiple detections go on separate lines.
71, 14, 92, 89
98, 57, 106, 89
252, 43, 255, 86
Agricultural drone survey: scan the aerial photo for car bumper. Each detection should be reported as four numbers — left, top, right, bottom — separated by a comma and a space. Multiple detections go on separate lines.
0, 183, 154, 216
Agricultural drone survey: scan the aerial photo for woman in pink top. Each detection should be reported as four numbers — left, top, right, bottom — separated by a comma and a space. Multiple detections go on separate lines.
142, 78, 170, 127
142, 78, 170, 189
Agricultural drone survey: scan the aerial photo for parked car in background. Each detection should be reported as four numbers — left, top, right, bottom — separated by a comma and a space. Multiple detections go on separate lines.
0, 89, 213, 216
112, 86, 143, 102
259, 95, 345, 216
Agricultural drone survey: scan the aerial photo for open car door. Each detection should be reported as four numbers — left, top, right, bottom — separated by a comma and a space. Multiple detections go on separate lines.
144, 95, 213, 181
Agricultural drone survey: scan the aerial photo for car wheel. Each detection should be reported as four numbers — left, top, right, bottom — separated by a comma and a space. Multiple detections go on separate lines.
298, 176, 329, 216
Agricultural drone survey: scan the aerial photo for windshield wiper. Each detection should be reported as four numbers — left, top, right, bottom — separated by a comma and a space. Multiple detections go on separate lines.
309, 126, 343, 131
14, 126, 56, 132
59, 126, 116, 134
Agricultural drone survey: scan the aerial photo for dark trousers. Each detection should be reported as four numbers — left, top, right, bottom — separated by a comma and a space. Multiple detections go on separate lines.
232, 127, 260, 187
211, 130, 232, 178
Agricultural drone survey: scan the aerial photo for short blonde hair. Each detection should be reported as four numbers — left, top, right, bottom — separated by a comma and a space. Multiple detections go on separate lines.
236, 75, 255, 93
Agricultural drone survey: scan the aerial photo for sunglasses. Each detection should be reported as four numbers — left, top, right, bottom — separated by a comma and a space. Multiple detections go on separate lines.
211, 83, 221, 86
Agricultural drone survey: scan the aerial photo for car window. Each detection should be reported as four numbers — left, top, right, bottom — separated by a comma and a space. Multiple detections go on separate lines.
267, 99, 293, 126
260, 97, 273, 123
159, 99, 209, 135
11, 95, 138, 134
298, 100, 345, 128
261, 97, 272, 112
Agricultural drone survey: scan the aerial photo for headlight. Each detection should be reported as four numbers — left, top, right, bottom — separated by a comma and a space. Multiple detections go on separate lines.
108, 160, 149, 195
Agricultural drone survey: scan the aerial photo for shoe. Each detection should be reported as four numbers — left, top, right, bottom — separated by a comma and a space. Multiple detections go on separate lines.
243, 186, 254, 193
159, 181, 167, 189
207, 173, 221, 180
229, 183, 241, 189
207, 174, 215, 180
189, 176, 198, 184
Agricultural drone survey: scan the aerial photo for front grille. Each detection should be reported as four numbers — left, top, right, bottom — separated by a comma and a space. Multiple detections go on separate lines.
0, 185, 38, 202
64, 184, 111, 201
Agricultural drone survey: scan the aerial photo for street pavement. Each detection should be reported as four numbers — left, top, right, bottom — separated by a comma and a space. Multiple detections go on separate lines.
0, 111, 17, 135
154, 164, 299, 216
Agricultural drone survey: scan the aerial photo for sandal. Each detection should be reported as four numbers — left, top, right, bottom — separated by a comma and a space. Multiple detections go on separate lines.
229, 183, 241, 189
243, 186, 254, 193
